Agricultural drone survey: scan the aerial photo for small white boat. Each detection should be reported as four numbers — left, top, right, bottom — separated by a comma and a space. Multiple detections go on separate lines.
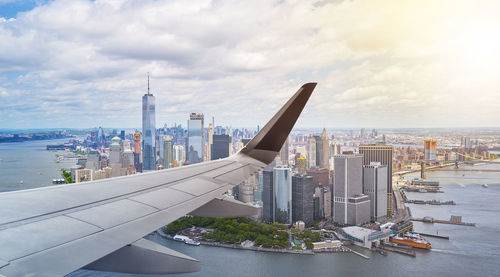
185, 239, 200, 246
19, 180, 23, 184
482, 184, 488, 188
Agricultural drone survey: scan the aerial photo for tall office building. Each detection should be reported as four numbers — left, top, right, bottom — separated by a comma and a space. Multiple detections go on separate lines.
295, 155, 307, 174
142, 75, 156, 170
358, 144, 393, 216
279, 138, 289, 166
133, 132, 142, 172
211, 134, 231, 160
186, 113, 204, 164
207, 123, 214, 160
333, 154, 371, 226
319, 129, 330, 169
292, 174, 314, 227
262, 163, 275, 223
254, 171, 264, 202
173, 145, 185, 166
307, 135, 316, 168
363, 162, 388, 221
163, 136, 174, 169
424, 139, 437, 160
273, 166, 292, 224
109, 136, 123, 177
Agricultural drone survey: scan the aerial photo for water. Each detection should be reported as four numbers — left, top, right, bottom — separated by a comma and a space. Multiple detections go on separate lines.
1, 141, 500, 276
0, 139, 76, 192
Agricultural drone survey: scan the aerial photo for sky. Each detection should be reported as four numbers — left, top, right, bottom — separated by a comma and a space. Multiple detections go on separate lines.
1, 0, 500, 129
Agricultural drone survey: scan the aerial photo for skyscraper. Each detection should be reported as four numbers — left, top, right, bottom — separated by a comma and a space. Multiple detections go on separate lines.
142, 75, 156, 170
307, 135, 316, 168
273, 166, 292, 224
262, 165, 274, 223
207, 123, 214, 160
133, 132, 142, 172
333, 154, 371, 226
358, 144, 393, 216
186, 113, 204, 164
424, 139, 437, 160
173, 145, 185, 166
319, 129, 330, 168
163, 136, 174, 169
211, 134, 231, 160
363, 162, 388, 221
292, 174, 314, 227
279, 137, 289, 166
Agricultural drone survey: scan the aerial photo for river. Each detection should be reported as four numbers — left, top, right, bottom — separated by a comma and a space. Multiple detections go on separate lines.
1, 140, 499, 276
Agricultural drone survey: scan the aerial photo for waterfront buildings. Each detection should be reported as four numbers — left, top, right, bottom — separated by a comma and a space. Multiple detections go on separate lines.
333, 154, 371, 226
142, 77, 156, 171
341, 226, 392, 249
363, 162, 388, 221
358, 144, 393, 216
211, 134, 231, 160
163, 136, 174, 169
273, 166, 292, 224
292, 174, 314, 227
424, 139, 437, 160
186, 113, 204, 164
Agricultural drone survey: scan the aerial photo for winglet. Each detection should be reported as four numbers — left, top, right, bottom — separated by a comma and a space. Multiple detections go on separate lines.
239, 83, 316, 164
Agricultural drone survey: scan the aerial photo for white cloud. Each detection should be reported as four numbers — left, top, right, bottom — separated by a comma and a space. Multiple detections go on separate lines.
0, 0, 500, 129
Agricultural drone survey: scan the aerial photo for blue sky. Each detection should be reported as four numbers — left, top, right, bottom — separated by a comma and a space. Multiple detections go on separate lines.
1, 0, 500, 129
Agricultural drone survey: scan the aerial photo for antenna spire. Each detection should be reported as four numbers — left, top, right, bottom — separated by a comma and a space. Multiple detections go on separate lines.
147, 72, 150, 95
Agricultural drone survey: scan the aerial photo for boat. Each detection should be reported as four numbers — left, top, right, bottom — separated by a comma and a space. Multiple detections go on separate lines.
185, 239, 200, 246
482, 184, 488, 188
390, 235, 431, 249
19, 180, 23, 184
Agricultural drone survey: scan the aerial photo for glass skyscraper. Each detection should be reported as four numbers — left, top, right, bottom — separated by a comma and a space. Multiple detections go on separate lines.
273, 166, 292, 225
186, 113, 204, 164
142, 77, 156, 170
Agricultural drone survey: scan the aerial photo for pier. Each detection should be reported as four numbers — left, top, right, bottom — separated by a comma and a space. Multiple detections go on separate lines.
405, 199, 455, 205
411, 216, 475, 227
377, 244, 416, 257
414, 232, 449, 240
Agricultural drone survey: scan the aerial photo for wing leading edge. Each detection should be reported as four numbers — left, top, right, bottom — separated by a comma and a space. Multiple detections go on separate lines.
0, 83, 316, 276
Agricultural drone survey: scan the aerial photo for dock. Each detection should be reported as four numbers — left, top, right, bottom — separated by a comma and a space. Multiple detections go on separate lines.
405, 199, 455, 205
411, 215, 475, 227
377, 245, 416, 257
414, 232, 449, 240
349, 249, 370, 259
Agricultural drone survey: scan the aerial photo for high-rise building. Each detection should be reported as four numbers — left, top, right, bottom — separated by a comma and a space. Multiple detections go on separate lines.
307, 135, 316, 168
133, 132, 142, 172
86, 150, 101, 172
295, 155, 307, 174
363, 162, 388, 221
306, 167, 330, 188
120, 130, 125, 140
211, 134, 231, 160
186, 113, 204, 164
279, 138, 289, 166
358, 144, 393, 216
424, 139, 437, 160
319, 129, 330, 169
292, 174, 314, 227
273, 166, 292, 224
163, 136, 174, 169
207, 123, 214, 160
262, 165, 274, 223
254, 170, 264, 202
109, 136, 123, 177
333, 154, 371, 226
173, 145, 185, 166
142, 75, 156, 170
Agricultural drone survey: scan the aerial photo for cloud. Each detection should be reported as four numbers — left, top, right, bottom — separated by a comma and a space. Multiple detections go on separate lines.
0, 0, 499, 129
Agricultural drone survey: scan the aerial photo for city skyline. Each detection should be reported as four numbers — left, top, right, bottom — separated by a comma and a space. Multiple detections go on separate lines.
1, 0, 500, 129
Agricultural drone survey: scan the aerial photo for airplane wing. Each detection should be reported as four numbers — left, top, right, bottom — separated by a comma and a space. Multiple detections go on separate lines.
0, 83, 316, 277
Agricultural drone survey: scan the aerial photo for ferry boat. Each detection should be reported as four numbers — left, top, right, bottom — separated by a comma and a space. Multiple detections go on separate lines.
482, 184, 489, 188
185, 239, 201, 246
390, 234, 431, 249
